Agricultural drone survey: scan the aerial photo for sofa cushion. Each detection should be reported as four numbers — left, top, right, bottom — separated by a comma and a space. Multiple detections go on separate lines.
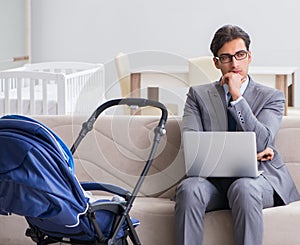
131, 197, 176, 245
275, 117, 300, 191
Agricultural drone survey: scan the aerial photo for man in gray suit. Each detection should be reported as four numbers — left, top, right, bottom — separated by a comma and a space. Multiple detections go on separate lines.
175, 25, 300, 245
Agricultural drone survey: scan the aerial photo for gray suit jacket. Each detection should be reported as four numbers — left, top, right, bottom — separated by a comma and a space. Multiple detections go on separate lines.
182, 76, 300, 204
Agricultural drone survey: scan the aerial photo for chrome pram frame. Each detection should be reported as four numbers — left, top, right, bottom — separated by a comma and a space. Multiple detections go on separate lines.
24, 98, 168, 245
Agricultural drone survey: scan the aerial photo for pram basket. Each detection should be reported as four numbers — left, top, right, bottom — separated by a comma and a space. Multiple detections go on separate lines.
0, 98, 168, 245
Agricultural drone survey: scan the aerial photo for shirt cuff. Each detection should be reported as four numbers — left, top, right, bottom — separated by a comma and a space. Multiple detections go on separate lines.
230, 96, 243, 106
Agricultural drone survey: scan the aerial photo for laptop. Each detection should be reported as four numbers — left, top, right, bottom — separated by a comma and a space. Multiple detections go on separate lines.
183, 131, 263, 178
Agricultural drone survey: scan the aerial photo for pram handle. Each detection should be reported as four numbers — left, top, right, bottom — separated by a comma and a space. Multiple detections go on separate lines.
93, 98, 168, 127
70, 98, 168, 154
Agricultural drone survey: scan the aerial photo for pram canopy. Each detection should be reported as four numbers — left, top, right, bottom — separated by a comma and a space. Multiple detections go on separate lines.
0, 115, 104, 239
0, 98, 168, 244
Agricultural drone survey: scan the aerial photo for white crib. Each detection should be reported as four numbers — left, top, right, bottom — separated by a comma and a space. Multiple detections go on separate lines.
0, 62, 105, 115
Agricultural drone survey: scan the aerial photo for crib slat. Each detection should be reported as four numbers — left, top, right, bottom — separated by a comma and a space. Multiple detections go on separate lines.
30, 79, 35, 115
66, 77, 73, 114
42, 79, 48, 115
16, 78, 23, 114
4, 78, 10, 114
57, 74, 66, 115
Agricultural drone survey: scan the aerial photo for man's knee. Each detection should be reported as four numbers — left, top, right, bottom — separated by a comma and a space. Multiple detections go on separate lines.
175, 177, 209, 208
227, 178, 262, 208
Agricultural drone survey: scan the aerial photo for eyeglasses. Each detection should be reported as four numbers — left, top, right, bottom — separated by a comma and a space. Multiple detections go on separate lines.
216, 50, 248, 64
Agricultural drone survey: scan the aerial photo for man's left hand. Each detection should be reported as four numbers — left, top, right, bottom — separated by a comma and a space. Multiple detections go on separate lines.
257, 147, 274, 161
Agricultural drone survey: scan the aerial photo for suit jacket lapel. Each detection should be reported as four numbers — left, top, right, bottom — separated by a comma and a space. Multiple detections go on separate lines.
207, 82, 227, 131
243, 77, 261, 114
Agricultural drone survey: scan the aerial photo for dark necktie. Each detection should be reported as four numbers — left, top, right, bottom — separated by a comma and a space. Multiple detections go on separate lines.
227, 96, 236, 131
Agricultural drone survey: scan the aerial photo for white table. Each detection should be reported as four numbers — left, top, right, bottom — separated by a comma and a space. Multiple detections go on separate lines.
130, 65, 188, 96
130, 66, 298, 116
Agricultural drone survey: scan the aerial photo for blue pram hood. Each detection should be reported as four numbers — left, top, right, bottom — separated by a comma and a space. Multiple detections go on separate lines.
0, 115, 132, 241
0, 115, 90, 230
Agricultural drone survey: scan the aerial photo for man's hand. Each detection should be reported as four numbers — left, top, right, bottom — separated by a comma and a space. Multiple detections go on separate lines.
257, 147, 274, 161
220, 72, 246, 101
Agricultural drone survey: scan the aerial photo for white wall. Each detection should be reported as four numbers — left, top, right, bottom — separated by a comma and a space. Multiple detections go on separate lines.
0, 0, 29, 70
30, 0, 300, 106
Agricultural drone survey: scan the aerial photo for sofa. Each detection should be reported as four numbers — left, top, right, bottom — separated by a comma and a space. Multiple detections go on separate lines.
1, 114, 300, 245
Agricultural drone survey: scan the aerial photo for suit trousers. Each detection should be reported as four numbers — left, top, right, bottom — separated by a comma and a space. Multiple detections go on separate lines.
174, 175, 274, 245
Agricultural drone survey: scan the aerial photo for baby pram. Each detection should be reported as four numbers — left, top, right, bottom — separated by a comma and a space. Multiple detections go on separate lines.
0, 98, 168, 245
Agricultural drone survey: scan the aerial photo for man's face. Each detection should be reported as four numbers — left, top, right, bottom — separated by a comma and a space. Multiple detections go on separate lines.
213, 38, 252, 80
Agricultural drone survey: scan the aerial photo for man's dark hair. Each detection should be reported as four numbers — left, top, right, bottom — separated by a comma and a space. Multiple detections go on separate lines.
210, 25, 251, 57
